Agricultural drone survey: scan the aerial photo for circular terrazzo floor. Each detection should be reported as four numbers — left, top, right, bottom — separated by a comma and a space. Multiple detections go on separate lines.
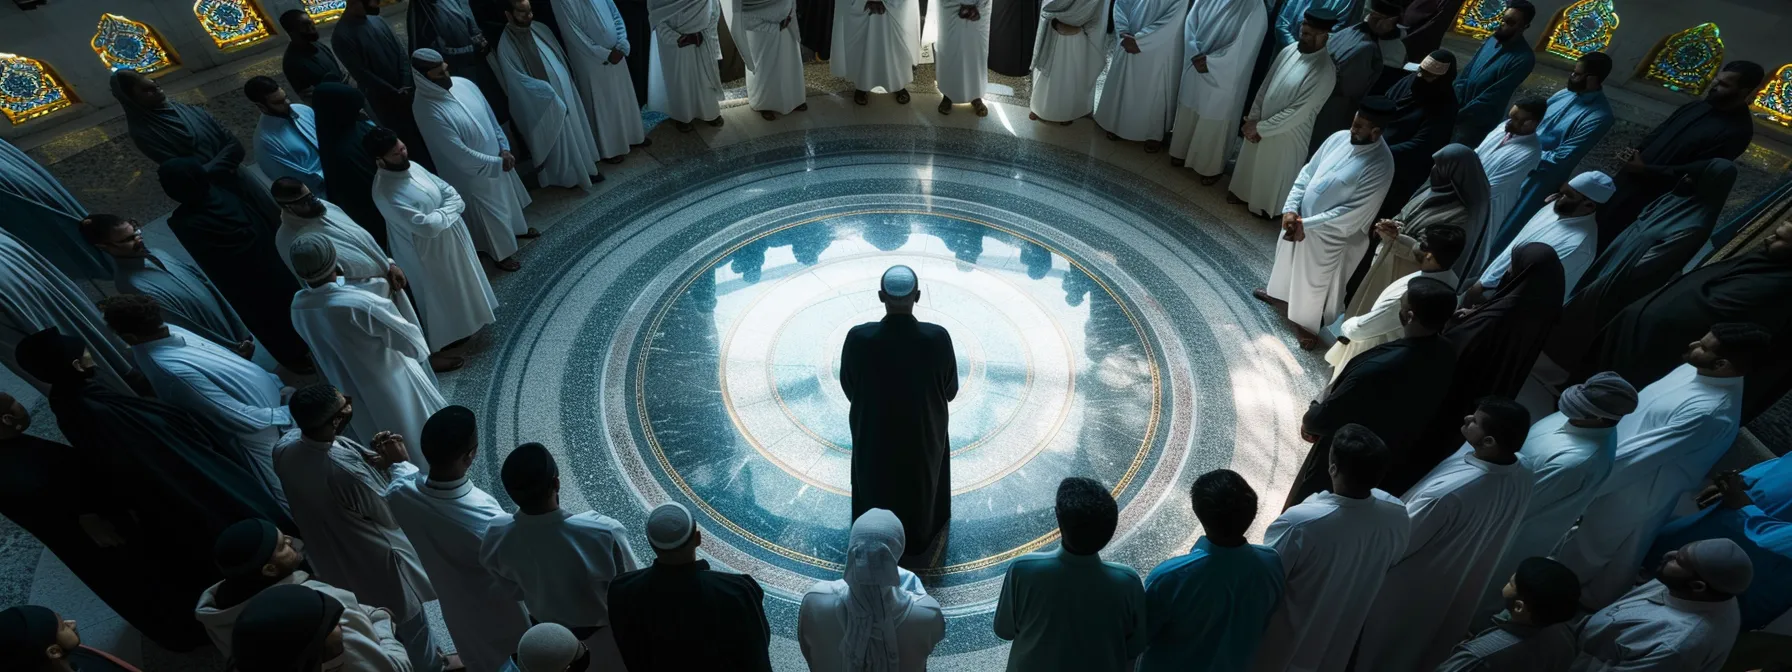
452, 124, 1327, 664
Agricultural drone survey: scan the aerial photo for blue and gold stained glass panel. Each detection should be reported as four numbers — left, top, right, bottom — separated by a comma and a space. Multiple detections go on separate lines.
1543, 0, 1619, 60
0, 54, 75, 125
1452, 0, 1506, 40
303, 0, 347, 23
90, 14, 177, 74
1752, 64, 1792, 127
1641, 23, 1724, 93
195, 0, 274, 51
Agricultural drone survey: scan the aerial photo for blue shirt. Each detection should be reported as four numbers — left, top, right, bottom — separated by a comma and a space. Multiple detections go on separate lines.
1140, 538, 1284, 671
994, 548, 1147, 672
254, 103, 327, 198
1453, 33, 1537, 142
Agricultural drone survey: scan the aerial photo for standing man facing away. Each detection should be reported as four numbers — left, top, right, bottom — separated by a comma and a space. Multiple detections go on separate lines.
934, 0, 991, 116
1438, 557, 1582, 671
1227, 9, 1338, 218
1165, 0, 1266, 183
1451, 0, 1536, 145
832, 0, 922, 105
1140, 469, 1283, 671
1495, 52, 1615, 253
609, 503, 775, 670
840, 265, 959, 565
1090, 0, 1187, 153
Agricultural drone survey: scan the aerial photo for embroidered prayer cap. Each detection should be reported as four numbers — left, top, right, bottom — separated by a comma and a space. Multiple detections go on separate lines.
215, 518, 283, 579
1302, 7, 1340, 30
646, 502, 696, 550
1420, 51, 1455, 76
880, 265, 919, 298
1557, 371, 1638, 422
289, 233, 339, 284
514, 623, 583, 671
411, 48, 445, 65
1681, 538, 1754, 595
1567, 171, 1616, 204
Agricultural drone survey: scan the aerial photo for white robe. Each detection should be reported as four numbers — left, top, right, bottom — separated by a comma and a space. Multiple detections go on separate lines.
277, 203, 422, 327
1552, 364, 1745, 609
1229, 44, 1336, 216
288, 278, 444, 460
830, 0, 920, 91
1356, 448, 1534, 672
194, 570, 411, 671
1165, 0, 1265, 176
1477, 206, 1595, 301
0, 229, 134, 395
1091, 0, 1186, 141
1265, 130, 1394, 333
648, 0, 724, 122
273, 436, 435, 622
934, 0, 991, 102
1027, 0, 1107, 122
494, 23, 601, 190
798, 569, 944, 672
1323, 268, 1457, 379
388, 476, 533, 672
1252, 490, 1411, 672
371, 164, 499, 352
733, 0, 806, 113
1473, 414, 1615, 626
1569, 580, 1740, 672
133, 325, 293, 510
480, 509, 641, 669
558, 0, 649, 158
113, 252, 253, 350
412, 75, 533, 261
1473, 127, 1542, 237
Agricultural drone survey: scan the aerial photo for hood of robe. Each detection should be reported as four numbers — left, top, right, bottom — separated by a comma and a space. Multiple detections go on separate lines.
841, 509, 914, 672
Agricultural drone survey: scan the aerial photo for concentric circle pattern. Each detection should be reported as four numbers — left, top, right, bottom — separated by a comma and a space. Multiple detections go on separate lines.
460, 125, 1324, 662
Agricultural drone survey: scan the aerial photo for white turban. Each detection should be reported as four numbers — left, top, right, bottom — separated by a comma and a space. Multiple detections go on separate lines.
842, 509, 912, 672
1568, 171, 1617, 204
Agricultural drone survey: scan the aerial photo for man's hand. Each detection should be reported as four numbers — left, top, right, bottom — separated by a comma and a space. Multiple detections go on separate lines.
1243, 119, 1261, 142
1051, 18, 1081, 35
234, 339, 256, 360
866, 0, 886, 13
387, 262, 409, 292
1192, 54, 1208, 73
1120, 34, 1140, 54
608, 47, 626, 64
80, 514, 126, 548
958, 4, 980, 20
677, 33, 703, 47
1714, 471, 1753, 510
1284, 222, 1305, 242
501, 150, 517, 172
369, 431, 412, 468
1374, 219, 1401, 242
473, 35, 490, 53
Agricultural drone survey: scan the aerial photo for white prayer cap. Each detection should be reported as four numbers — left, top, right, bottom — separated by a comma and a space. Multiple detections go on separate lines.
1680, 538, 1754, 595
646, 502, 695, 550
1419, 55, 1452, 76
1567, 171, 1617, 203
513, 623, 582, 672
289, 233, 338, 284
880, 265, 918, 298
411, 48, 445, 65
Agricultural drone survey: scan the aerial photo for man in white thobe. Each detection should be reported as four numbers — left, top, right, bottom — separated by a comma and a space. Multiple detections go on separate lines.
1571, 539, 1751, 671
1255, 98, 1395, 347
935, 0, 991, 115
286, 234, 446, 460
1474, 99, 1545, 233
1356, 398, 1536, 672
733, 0, 806, 118
369, 130, 500, 354
1165, 0, 1265, 182
1027, 0, 1107, 124
1467, 170, 1609, 305
409, 49, 536, 271
388, 406, 532, 672
1228, 9, 1337, 217
1253, 425, 1411, 672
1091, 0, 1186, 152
649, 0, 724, 130
494, 0, 601, 189
106, 296, 293, 510
1554, 325, 1757, 609
248, 76, 328, 198
82, 214, 254, 352
558, 0, 650, 159
275, 382, 444, 672
271, 179, 432, 358
0, 228, 135, 395
832, 0, 920, 104
481, 443, 641, 669
1473, 372, 1637, 628
1323, 225, 1462, 377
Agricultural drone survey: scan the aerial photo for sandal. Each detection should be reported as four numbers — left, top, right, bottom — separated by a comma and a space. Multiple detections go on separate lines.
796, 103, 809, 111
494, 257, 521, 272
429, 354, 467, 373
632, 138, 653, 148
972, 99, 987, 117
854, 90, 868, 105
1029, 112, 1040, 121
761, 110, 776, 120
895, 89, 910, 104
517, 227, 542, 239
675, 121, 694, 133
706, 116, 724, 127
938, 98, 952, 114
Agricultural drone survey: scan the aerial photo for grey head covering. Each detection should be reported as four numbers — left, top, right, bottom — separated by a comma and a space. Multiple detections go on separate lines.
1397, 143, 1493, 278
289, 233, 339, 284
1680, 538, 1754, 595
842, 508, 912, 672
1558, 371, 1638, 422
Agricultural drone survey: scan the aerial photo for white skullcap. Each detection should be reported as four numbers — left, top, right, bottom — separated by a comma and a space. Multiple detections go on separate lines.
411, 48, 444, 64
514, 623, 581, 672
1568, 171, 1617, 204
1681, 538, 1754, 595
880, 265, 918, 298
646, 502, 695, 550
289, 233, 338, 284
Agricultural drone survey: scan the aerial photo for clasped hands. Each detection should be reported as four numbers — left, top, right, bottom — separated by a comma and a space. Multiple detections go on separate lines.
1242, 119, 1262, 142
1120, 33, 1140, 54
677, 32, 704, 47
957, 3, 980, 21
1373, 218, 1401, 243
865, 0, 887, 13
1280, 212, 1305, 242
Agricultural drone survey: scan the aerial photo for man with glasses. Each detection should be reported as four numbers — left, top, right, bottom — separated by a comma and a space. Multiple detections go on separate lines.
80, 213, 255, 354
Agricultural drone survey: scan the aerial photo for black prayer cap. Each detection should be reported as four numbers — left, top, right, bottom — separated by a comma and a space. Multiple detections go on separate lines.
1369, 0, 1401, 16
422, 405, 480, 468
0, 605, 59, 668
215, 518, 282, 580
1303, 7, 1340, 30
1358, 95, 1398, 122
14, 328, 85, 388
232, 584, 345, 672
502, 442, 559, 500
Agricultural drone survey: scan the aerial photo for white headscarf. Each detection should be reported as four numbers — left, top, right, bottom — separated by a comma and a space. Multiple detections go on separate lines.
842, 509, 911, 672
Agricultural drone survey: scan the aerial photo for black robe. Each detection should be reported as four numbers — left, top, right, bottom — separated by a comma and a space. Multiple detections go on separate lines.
608, 560, 774, 671
619, 0, 655, 103
281, 40, 351, 103
311, 84, 391, 250
1398, 0, 1462, 64
330, 14, 435, 171
798, 0, 834, 60
1580, 248, 1792, 420
840, 314, 958, 561
157, 159, 310, 370
1596, 100, 1753, 250
1287, 333, 1458, 507
1377, 72, 1458, 219
987, 0, 1040, 76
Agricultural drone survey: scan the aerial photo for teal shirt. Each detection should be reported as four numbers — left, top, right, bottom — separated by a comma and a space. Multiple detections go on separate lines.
1140, 538, 1285, 671
994, 548, 1147, 672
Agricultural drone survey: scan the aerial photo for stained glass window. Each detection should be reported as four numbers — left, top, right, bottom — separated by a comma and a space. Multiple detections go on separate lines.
1641, 23, 1724, 94
1452, 0, 1506, 40
1752, 64, 1792, 127
194, 0, 274, 50
1542, 0, 1618, 60
0, 53, 75, 125
90, 14, 177, 74
302, 0, 346, 23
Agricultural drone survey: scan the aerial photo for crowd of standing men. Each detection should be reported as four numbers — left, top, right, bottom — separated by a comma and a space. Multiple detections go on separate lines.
1, 0, 1790, 669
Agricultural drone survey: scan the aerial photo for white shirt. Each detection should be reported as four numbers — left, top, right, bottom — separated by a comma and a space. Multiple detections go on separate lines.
479, 508, 640, 629
1477, 414, 1616, 624
387, 476, 531, 672
798, 568, 944, 672
1474, 126, 1543, 229
1252, 490, 1411, 672
1478, 206, 1596, 300
1570, 580, 1740, 672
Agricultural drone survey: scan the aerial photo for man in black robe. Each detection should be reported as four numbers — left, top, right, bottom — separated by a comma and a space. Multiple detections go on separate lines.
279, 10, 352, 104
332, 0, 435, 171
1375, 50, 1459, 218
986, 0, 1040, 76
840, 265, 959, 565
609, 503, 775, 670
1287, 276, 1458, 508
12, 329, 294, 652
1596, 61, 1765, 250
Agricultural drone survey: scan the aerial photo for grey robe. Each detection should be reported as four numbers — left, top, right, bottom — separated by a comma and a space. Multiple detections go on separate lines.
0, 229, 134, 394
0, 139, 108, 279
114, 252, 253, 350
108, 74, 281, 222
